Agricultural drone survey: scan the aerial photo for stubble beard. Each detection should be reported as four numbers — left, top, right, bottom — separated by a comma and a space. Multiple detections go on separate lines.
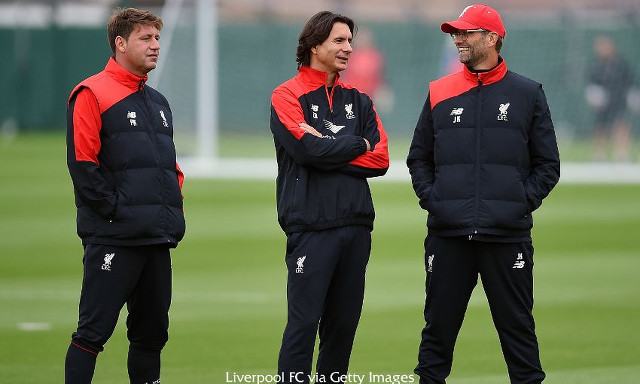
460, 45, 487, 70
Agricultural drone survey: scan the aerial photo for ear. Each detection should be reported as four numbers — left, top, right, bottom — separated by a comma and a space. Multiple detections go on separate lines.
115, 36, 126, 53
488, 32, 498, 46
311, 46, 317, 55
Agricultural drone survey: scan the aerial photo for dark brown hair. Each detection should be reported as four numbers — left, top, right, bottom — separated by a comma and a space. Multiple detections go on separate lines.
107, 8, 163, 55
296, 11, 356, 69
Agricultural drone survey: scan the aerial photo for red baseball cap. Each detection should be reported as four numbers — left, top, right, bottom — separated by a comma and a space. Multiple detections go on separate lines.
441, 4, 506, 38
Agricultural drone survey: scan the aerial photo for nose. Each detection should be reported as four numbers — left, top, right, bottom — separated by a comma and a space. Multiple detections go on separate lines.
151, 38, 160, 50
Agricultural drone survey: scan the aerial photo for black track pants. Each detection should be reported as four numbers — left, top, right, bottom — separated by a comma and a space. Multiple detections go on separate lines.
278, 226, 371, 384
415, 236, 545, 384
65, 243, 171, 384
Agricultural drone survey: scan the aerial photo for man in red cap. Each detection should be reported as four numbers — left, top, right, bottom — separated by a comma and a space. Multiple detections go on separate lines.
407, 4, 559, 384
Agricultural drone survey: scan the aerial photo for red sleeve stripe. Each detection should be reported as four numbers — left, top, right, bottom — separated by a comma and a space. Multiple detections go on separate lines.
176, 162, 184, 190
348, 112, 389, 169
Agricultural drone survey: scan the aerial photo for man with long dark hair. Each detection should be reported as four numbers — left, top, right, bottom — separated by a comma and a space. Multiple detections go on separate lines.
270, 10, 389, 384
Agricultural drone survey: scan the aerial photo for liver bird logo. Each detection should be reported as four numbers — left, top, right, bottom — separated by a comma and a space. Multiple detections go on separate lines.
296, 255, 306, 273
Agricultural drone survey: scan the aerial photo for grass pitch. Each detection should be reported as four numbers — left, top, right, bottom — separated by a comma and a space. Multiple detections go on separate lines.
0, 133, 639, 383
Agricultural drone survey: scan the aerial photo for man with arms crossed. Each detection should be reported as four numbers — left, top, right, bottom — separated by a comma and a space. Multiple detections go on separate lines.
270, 10, 389, 384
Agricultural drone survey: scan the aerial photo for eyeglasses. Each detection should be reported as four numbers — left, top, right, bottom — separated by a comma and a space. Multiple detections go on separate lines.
450, 29, 488, 40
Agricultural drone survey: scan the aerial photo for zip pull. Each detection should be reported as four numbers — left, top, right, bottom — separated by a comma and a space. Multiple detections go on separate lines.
326, 85, 335, 112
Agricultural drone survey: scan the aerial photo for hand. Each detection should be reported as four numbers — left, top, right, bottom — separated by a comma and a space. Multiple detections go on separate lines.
299, 123, 323, 138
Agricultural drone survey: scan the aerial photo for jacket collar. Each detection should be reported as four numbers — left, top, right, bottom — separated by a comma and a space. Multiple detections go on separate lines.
104, 57, 148, 90
462, 56, 508, 86
297, 66, 340, 88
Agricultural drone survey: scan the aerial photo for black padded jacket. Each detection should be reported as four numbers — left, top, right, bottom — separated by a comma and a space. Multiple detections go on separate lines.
407, 58, 560, 238
67, 58, 185, 247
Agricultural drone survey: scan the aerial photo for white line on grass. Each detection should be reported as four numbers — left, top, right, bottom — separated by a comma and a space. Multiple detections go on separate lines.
17, 322, 51, 331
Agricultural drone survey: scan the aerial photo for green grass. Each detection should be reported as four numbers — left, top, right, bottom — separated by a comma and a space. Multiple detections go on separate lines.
173, 132, 640, 162
0, 133, 639, 383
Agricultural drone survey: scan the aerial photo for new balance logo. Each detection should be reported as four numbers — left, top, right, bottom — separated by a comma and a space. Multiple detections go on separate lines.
127, 111, 137, 126
450, 107, 464, 123
323, 119, 345, 134
296, 256, 306, 274
513, 252, 525, 269
101, 253, 115, 271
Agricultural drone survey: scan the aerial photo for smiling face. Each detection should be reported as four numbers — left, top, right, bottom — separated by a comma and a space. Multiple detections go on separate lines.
453, 29, 498, 71
310, 22, 353, 76
115, 24, 160, 76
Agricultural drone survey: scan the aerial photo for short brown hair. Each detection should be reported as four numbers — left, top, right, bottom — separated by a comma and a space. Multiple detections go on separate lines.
495, 36, 503, 54
296, 11, 356, 69
107, 8, 163, 55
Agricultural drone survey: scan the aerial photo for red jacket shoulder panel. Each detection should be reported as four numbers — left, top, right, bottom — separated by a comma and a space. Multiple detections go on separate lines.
271, 82, 307, 140
68, 57, 146, 113
429, 59, 509, 109
429, 71, 474, 109
271, 66, 328, 140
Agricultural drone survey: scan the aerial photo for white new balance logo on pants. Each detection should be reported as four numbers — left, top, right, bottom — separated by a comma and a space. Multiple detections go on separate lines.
513, 252, 525, 269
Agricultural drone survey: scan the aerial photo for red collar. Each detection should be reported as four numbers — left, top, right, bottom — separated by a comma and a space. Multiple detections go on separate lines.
462, 57, 508, 85
429, 57, 509, 108
297, 66, 340, 88
104, 57, 148, 90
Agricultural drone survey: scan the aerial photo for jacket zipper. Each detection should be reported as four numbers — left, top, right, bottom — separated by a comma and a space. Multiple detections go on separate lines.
140, 79, 169, 241
473, 76, 482, 239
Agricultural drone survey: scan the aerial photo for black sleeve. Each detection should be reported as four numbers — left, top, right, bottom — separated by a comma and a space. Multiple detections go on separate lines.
406, 96, 436, 210
524, 85, 561, 211
66, 92, 118, 219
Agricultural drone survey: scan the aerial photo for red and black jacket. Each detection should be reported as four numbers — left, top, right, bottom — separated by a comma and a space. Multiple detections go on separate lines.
407, 59, 560, 238
66, 58, 185, 247
270, 66, 389, 234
